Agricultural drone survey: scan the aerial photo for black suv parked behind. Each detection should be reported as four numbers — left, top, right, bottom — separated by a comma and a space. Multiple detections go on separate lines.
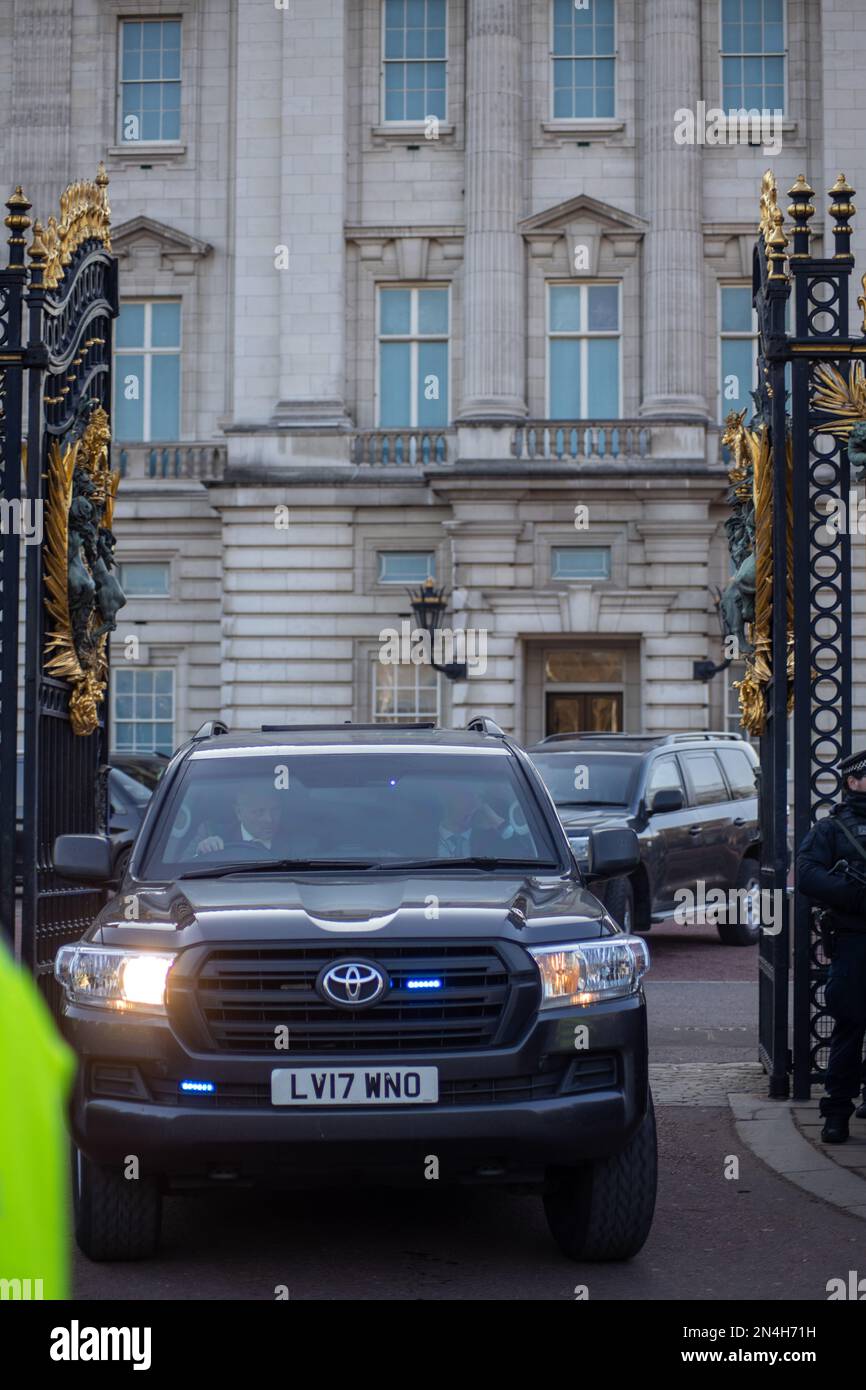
53, 719, 655, 1264
528, 733, 761, 946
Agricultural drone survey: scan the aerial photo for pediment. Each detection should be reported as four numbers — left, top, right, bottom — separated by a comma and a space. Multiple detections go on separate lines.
519, 194, 648, 238
111, 216, 212, 271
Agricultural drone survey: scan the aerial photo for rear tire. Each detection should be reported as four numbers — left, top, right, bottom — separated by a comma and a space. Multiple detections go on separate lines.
543, 1095, 657, 1261
73, 1146, 162, 1261
604, 875, 635, 934
717, 858, 761, 946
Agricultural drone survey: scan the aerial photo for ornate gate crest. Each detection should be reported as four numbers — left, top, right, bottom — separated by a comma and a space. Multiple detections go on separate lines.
43, 404, 123, 735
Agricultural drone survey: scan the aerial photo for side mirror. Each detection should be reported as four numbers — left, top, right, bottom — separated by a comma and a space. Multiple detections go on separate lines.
650, 787, 684, 815
53, 834, 114, 884
586, 827, 640, 882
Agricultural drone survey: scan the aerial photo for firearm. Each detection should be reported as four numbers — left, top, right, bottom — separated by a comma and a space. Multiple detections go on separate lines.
815, 858, 866, 959
832, 857, 866, 890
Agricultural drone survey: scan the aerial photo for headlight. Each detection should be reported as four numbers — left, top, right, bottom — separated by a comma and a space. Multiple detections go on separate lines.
569, 834, 590, 862
54, 945, 176, 1012
528, 937, 650, 1009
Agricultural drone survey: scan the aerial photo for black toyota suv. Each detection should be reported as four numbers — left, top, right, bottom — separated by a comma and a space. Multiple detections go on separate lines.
53, 719, 655, 1264
528, 732, 761, 946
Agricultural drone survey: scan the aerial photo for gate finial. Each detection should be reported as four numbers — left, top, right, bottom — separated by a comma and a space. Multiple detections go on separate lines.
4, 186, 31, 267
787, 175, 815, 261
828, 174, 855, 263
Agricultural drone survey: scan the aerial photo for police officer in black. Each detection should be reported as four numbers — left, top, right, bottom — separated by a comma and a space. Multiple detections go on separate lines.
798, 749, 866, 1143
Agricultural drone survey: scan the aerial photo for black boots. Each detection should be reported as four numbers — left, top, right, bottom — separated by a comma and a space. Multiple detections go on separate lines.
821, 1115, 850, 1144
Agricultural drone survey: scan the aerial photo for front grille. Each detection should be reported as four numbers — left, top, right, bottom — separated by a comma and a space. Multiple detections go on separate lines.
145, 1070, 567, 1109
179, 942, 528, 1055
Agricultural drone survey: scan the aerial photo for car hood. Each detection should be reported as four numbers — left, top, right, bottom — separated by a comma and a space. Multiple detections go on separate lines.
91, 870, 612, 949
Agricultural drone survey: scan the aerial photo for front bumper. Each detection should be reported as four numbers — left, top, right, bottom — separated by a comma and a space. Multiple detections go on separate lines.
62, 994, 648, 1185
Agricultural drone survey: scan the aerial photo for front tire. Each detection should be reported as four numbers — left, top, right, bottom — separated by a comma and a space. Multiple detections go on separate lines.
717, 858, 761, 946
73, 1146, 162, 1261
604, 875, 635, 934
543, 1095, 657, 1261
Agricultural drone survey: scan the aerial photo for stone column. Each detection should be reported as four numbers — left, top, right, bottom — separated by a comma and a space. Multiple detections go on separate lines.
273, 0, 349, 428
457, 0, 526, 422
639, 0, 707, 419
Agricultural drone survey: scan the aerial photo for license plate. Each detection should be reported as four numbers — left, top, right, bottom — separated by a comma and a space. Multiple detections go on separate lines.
271, 1066, 439, 1106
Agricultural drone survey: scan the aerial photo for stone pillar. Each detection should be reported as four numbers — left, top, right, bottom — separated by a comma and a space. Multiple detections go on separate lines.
639, 0, 707, 419
9, 0, 73, 218
272, 0, 349, 428
457, 0, 526, 422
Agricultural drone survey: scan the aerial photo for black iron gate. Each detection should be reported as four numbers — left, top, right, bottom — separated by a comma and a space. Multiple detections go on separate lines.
0, 169, 120, 1013
740, 171, 865, 1098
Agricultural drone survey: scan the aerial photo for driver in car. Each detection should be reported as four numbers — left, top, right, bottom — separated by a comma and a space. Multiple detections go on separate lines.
436, 786, 528, 859
195, 786, 285, 856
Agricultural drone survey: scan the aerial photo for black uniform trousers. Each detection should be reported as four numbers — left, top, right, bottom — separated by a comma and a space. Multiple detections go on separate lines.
820, 932, 866, 1119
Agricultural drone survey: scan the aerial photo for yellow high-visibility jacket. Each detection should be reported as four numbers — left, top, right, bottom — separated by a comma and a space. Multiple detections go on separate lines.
0, 945, 75, 1300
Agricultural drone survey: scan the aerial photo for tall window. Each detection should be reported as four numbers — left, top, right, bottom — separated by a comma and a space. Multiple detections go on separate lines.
382, 0, 446, 123
114, 301, 181, 442
118, 19, 182, 144
378, 287, 449, 428
719, 285, 757, 424
374, 661, 440, 724
113, 667, 175, 755
720, 0, 785, 112
548, 284, 620, 419
551, 0, 615, 119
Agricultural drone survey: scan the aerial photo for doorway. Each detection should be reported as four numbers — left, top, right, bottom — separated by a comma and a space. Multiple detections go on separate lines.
545, 691, 624, 737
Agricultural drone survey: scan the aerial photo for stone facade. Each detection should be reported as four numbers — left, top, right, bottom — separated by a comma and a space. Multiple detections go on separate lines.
3, 0, 865, 747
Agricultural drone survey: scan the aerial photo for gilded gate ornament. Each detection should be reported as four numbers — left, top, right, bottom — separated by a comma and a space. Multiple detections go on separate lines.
811, 361, 866, 480
720, 408, 793, 736
43, 405, 125, 735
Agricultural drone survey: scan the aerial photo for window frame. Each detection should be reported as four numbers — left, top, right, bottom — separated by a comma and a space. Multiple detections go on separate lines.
114, 298, 182, 443
111, 664, 176, 756
118, 559, 172, 599
550, 545, 613, 582
546, 281, 622, 420
371, 655, 442, 725
716, 746, 759, 801
380, 0, 448, 127
377, 551, 437, 585
681, 750, 729, 807
376, 284, 451, 429
719, 0, 787, 118
549, 0, 617, 122
718, 282, 758, 424
644, 754, 687, 805
116, 16, 183, 147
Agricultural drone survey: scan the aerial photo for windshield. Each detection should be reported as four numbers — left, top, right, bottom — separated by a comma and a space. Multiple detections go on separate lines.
531, 752, 640, 808
110, 767, 153, 806
140, 749, 560, 876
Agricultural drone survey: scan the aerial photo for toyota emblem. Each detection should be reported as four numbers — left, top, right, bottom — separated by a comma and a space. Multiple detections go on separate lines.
317, 960, 388, 1009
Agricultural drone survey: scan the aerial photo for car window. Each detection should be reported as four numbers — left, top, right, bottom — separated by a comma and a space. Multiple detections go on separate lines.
109, 767, 152, 808
140, 749, 560, 876
645, 756, 684, 803
717, 747, 758, 801
682, 752, 727, 806
530, 752, 640, 807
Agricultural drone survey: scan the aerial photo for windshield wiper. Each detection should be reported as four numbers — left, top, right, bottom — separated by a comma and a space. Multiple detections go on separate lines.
179, 858, 378, 879
555, 800, 626, 808
367, 857, 559, 871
